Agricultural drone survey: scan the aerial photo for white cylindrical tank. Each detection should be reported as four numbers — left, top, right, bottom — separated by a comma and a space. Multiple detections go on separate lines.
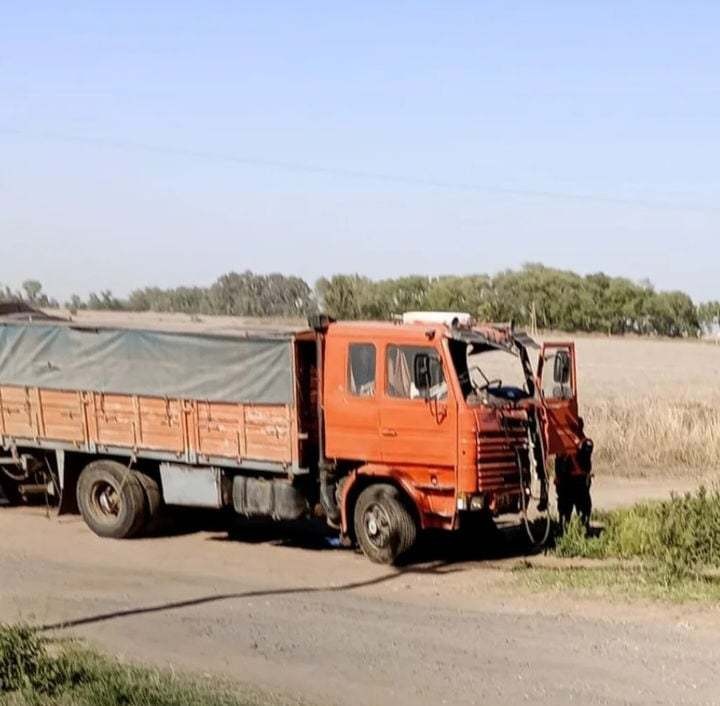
402, 311, 474, 327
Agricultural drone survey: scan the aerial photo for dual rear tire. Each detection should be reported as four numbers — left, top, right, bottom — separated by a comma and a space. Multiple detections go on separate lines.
77, 460, 161, 539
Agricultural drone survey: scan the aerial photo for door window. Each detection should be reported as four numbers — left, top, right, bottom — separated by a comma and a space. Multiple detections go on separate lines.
386, 345, 447, 400
347, 343, 376, 397
541, 348, 574, 400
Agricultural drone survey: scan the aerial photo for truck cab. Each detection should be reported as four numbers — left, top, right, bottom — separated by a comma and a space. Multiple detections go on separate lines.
319, 317, 589, 563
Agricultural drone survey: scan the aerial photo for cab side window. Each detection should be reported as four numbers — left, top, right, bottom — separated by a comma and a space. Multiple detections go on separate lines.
348, 343, 376, 397
386, 345, 447, 400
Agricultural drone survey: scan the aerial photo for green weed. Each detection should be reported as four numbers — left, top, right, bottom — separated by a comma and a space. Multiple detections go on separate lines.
520, 564, 720, 603
525, 486, 720, 601
0, 624, 286, 706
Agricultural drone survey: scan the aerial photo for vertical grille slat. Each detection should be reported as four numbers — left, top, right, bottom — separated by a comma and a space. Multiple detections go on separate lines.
477, 413, 528, 493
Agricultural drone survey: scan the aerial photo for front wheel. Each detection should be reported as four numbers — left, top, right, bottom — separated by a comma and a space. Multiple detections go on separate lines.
77, 460, 148, 539
353, 484, 417, 564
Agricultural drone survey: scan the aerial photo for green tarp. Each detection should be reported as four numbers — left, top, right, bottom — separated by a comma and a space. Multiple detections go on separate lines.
0, 322, 294, 405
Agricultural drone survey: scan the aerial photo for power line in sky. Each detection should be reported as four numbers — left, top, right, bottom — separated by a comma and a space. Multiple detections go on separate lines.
1, 127, 717, 214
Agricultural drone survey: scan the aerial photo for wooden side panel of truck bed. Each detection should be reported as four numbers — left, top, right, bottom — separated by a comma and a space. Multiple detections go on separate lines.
0, 384, 298, 467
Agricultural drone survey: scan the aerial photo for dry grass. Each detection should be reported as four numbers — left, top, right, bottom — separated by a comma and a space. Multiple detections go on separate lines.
567, 335, 720, 475
586, 399, 720, 472
569, 334, 720, 404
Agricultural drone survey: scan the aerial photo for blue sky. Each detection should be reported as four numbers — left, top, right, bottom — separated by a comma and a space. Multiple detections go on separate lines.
1, 1, 718, 301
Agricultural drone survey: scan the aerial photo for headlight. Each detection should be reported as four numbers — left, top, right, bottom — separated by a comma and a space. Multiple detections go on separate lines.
469, 495, 485, 511
457, 494, 486, 511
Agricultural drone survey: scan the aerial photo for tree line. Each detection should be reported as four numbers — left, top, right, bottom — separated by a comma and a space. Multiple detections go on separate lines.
2, 265, 719, 338
317, 266, 707, 337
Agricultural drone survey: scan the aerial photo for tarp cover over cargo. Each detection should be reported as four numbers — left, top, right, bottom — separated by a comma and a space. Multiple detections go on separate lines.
0, 321, 295, 404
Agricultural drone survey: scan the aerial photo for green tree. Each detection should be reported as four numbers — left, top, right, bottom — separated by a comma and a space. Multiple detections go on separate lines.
87, 290, 126, 310
698, 301, 720, 334
21, 279, 43, 303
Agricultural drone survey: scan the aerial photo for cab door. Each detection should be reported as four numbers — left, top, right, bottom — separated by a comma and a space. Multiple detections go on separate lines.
377, 343, 456, 468
537, 342, 581, 455
323, 338, 382, 462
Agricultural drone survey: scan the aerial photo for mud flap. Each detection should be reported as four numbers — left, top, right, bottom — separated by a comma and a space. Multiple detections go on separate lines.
55, 450, 79, 516
57, 487, 77, 515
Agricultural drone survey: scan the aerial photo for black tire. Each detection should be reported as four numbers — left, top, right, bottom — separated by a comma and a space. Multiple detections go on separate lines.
77, 460, 148, 539
134, 471, 166, 533
353, 484, 417, 564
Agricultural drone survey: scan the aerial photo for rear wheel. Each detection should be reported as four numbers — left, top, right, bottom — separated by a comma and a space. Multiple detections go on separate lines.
353, 484, 417, 564
134, 471, 166, 533
77, 460, 147, 539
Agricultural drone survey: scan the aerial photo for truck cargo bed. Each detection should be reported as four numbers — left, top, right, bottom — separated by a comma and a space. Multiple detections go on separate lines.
0, 319, 308, 473
0, 385, 298, 469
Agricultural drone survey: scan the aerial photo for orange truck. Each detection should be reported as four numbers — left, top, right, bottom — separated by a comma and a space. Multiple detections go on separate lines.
0, 311, 591, 563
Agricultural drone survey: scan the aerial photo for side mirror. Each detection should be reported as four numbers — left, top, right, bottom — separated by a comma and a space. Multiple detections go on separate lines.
553, 350, 571, 385
413, 353, 431, 393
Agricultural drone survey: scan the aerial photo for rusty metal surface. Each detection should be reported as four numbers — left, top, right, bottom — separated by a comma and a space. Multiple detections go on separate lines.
0, 384, 297, 467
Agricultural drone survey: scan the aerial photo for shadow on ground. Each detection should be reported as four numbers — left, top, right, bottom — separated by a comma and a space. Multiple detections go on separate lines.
153, 508, 551, 564
38, 560, 462, 632
34, 514, 560, 634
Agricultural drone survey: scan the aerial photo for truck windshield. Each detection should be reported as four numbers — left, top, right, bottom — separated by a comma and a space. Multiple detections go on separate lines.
448, 338, 531, 404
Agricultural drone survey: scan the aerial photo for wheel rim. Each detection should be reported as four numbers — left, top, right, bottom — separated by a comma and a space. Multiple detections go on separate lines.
90, 480, 121, 519
363, 502, 392, 549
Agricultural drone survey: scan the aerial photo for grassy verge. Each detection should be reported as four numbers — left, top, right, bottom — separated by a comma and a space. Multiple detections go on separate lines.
518, 564, 720, 603
0, 625, 290, 706
517, 486, 720, 602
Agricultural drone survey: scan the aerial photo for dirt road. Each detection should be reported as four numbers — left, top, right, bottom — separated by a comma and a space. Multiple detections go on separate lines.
2, 474, 719, 706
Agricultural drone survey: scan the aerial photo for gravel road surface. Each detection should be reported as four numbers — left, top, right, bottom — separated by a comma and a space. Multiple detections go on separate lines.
1, 475, 718, 706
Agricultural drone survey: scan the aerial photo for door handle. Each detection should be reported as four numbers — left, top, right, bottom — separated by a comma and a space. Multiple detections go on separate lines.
381, 428, 398, 437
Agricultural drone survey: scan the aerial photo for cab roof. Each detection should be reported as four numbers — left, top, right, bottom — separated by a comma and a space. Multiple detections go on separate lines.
326, 319, 533, 354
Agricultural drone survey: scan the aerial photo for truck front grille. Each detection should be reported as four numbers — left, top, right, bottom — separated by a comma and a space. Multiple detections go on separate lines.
477, 414, 528, 493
